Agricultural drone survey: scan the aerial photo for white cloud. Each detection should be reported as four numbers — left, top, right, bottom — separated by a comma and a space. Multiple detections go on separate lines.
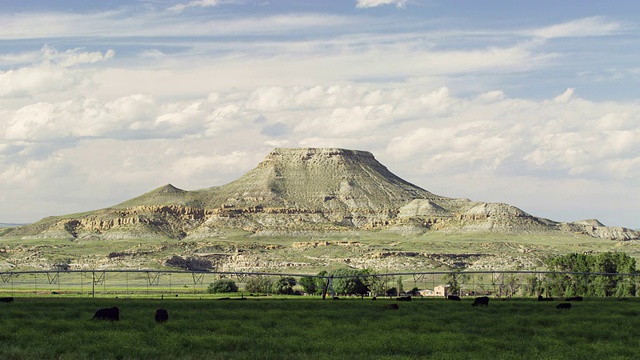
0, 46, 114, 98
168, 0, 219, 12
168, 151, 252, 181
356, 0, 407, 9
476, 90, 506, 102
551, 88, 575, 104
0, 9, 349, 40
33, 45, 116, 67
295, 104, 395, 137
530, 17, 626, 39
4, 95, 158, 141
0, 63, 76, 98
383, 88, 640, 184
417, 87, 455, 115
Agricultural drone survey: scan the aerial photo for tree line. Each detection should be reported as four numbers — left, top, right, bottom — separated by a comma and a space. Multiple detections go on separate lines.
208, 268, 409, 297
535, 252, 637, 298
207, 252, 638, 298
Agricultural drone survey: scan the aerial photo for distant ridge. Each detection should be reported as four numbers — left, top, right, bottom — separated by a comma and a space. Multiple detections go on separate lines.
0, 223, 25, 228
3, 147, 639, 241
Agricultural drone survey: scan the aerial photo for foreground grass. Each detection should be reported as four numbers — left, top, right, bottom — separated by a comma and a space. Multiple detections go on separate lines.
0, 297, 638, 359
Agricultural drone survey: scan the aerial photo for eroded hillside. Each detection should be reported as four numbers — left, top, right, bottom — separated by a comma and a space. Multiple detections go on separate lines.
2, 147, 638, 270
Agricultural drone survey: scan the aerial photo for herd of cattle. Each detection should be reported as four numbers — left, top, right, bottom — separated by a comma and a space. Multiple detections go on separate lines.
382, 294, 584, 310
92, 306, 169, 323
92, 294, 588, 319
0, 294, 588, 320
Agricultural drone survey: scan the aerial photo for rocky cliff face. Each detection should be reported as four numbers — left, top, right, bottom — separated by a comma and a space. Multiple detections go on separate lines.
4, 147, 639, 241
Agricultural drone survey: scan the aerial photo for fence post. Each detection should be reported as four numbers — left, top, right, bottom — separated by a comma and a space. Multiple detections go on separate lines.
472, 273, 475, 297
329, 276, 335, 298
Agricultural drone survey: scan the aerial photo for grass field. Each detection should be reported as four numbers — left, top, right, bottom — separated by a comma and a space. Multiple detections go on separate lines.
0, 297, 638, 359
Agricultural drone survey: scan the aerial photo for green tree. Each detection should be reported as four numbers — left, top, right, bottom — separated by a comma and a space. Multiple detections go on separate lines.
386, 287, 397, 297
524, 275, 543, 297
544, 252, 637, 297
299, 276, 319, 295
272, 277, 296, 295
245, 276, 274, 293
396, 277, 404, 295
207, 279, 238, 293
363, 274, 390, 297
329, 268, 370, 296
443, 270, 467, 296
504, 273, 520, 298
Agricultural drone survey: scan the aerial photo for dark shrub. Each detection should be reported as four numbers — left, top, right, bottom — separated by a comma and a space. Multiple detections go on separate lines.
208, 279, 238, 293
165, 255, 212, 271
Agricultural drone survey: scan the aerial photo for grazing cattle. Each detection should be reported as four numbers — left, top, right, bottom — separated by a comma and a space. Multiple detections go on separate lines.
565, 296, 583, 301
538, 295, 554, 301
332, 297, 340, 300
384, 304, 399, 310
472, 296, 489, 307
93, 307, 120, 321
372, 296, 377, 301
556, 303, 571, 310
447, 295, 461, 301
396, 296, 411, 302
155, 309, 169, 323
0, 297, 14, 303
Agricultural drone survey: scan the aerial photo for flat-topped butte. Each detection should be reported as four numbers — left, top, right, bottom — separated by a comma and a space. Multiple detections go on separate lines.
3, 147, 638, 241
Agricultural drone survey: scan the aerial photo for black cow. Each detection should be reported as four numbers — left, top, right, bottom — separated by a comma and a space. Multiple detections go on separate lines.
538, 295, 554, 301
93, 307, 120, 321
155, 309, 169, 323
556, 303, 572, 310
472, 296, 489, 306
396, 296, 411, 302
0, 297, 14, 303
565, 296, 583, 301
447, 295, 461, 301
384, 304, 399, 310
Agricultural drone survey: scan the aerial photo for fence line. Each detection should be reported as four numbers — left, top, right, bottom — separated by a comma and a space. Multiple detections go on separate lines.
0, 269, 637, 298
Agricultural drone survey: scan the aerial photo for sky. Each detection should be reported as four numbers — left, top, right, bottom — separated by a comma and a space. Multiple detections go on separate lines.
0, 0, 639, 229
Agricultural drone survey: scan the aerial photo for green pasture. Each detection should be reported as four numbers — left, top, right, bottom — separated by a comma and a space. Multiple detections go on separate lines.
0, 297, 638, 359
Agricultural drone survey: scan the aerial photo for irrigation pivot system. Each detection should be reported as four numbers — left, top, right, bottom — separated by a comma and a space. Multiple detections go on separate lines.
0, 269, 637, 298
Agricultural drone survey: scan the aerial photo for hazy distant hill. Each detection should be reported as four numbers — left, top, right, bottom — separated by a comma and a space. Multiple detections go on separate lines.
0, 223, 24, 228
3, 148, 638, 241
